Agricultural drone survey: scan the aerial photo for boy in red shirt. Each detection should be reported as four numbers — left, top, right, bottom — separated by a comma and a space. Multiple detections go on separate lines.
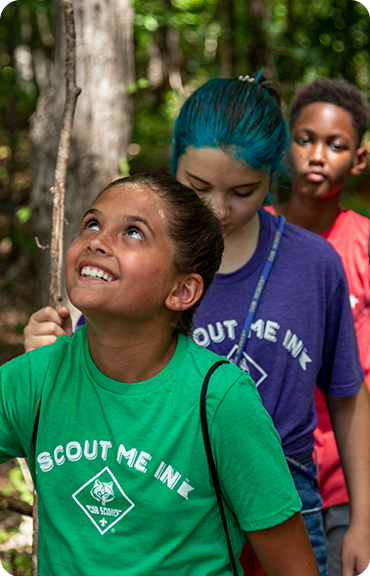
273, 77, 370, 576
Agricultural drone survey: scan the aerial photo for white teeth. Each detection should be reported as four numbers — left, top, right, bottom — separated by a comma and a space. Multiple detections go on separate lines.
81, 266, 114, 282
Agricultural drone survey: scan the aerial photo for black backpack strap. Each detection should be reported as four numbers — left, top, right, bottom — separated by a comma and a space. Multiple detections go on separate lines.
31, 399, 41, 489
32, 400, 41, 454
200, 360, 238, 576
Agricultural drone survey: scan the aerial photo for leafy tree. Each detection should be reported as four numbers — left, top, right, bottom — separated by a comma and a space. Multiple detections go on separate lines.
0, 0, 370, 296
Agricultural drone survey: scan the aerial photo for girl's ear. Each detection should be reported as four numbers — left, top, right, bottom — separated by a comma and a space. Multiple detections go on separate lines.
166, 274, 204, 311
350, 146, 367, 176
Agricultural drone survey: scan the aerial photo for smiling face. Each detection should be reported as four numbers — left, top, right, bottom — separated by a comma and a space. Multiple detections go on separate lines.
290, 102, 366, 200
65, 184, 179, 322
176, 147, 270, 240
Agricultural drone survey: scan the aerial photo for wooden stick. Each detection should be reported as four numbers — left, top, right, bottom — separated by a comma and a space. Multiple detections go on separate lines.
49, 0, 81, 309
32, 3, 81, 574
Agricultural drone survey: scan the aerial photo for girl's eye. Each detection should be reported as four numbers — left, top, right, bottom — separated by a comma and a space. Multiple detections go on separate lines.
234, 190, 254, 198
125, 227, 143, 241
85, 219, 99, 231
187, 179, 210, 193
330, 142, 346, 152
190, 184, 209, 193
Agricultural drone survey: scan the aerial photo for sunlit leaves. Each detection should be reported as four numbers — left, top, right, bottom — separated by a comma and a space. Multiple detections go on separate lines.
0, 0, 369, 177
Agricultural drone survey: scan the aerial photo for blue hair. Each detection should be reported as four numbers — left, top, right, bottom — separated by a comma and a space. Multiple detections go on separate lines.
172, 76, 289, 177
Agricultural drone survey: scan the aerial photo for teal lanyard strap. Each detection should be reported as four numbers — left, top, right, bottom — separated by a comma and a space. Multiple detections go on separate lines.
232, 215, 285, 367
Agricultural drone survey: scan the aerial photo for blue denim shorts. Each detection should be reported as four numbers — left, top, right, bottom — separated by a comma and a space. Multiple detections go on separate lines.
289, 455, 328, 576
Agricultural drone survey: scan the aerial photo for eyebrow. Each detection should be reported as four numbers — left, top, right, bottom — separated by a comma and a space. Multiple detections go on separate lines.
186, 171, 261, 188
81, 208, 156, 237
296, 128, 348, 139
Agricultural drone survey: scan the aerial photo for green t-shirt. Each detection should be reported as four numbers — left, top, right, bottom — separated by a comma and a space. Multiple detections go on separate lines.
0, 327, 301, 575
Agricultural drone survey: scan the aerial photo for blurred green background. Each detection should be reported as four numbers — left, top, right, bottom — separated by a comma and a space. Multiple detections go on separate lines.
1, 0, 370, 275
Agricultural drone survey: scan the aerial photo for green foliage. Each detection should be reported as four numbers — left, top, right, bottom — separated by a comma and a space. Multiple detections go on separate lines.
1, 558, 12, 574
0, 527, 18, 544
342, 191, 370, 219
1, 0, 370, 218
118, 157, 131, 177
15, 206, 32, 224
8, 462, 33, 505
0, 550, 32, 576
271, 0, 370, 103
0, 0, 52, 273
2, 460, 33, 503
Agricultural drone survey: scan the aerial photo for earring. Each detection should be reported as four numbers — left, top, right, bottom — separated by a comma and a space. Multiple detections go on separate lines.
171, 300, 175, 305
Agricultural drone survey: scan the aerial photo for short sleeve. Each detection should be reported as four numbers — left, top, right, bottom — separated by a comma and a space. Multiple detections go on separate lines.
318, 273, 364, 397
0, 352, 44, 463
208, 370, 302, 532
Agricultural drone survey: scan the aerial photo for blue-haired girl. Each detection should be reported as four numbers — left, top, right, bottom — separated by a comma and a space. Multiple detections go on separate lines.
23, 75, 370, 576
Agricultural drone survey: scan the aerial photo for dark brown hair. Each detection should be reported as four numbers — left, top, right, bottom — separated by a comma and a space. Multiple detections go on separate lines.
290, 78, 370, 146
95, 173, 224, 336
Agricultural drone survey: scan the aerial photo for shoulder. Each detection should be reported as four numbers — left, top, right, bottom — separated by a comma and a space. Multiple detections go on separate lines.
264, 210, 345, 268
1, 327, 84, 384
340, 209, 370, 229
185, 334, 247, 380
284, 219, 338, 252
183, 335, 261, 405
260, 210, 347, 299
261, 206, 336, 253
325, 209, 370, 263
326, 209, 370, 238
29, 329, 82, 365
342, 209, 370, 242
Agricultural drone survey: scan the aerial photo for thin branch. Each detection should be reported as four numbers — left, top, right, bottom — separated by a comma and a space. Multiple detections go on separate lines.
35, 237, 50, 251
0, 494, 33, 517
48, 0, 81, 310
17, 458, 35, 493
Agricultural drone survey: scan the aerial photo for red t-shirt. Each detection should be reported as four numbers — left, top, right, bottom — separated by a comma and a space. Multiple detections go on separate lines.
265, 206, 370, 508
315, 208, 370, 508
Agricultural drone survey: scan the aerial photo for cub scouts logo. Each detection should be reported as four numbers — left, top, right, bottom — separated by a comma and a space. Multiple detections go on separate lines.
91, 479, 115, 506
72, 466, 135, 535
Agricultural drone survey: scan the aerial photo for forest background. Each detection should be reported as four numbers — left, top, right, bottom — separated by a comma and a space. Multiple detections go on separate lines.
0, 0, 369, 573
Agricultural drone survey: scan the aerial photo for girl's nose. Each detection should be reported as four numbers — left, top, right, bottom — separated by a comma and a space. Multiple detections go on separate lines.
87, 231, 113, 255
210, 193, 230, 221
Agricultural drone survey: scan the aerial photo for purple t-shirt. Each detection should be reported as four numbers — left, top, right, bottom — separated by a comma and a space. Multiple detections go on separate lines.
192, 208, 363, 461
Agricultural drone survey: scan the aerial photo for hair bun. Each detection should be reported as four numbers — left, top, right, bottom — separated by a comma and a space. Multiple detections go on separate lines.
253, 69, 281, 106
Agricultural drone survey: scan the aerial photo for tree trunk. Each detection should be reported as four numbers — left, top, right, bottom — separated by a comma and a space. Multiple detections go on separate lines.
219, 0, 235, 78
245, 0, 276, 77
30, 0, 135, 308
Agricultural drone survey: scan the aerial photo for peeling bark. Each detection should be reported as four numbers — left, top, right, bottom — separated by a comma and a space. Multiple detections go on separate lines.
49, 1, 81, 309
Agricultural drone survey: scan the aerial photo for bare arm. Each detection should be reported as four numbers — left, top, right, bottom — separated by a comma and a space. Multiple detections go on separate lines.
247, 512, 320, 576
327, 381, 370, 576
23, 306, 71, 352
